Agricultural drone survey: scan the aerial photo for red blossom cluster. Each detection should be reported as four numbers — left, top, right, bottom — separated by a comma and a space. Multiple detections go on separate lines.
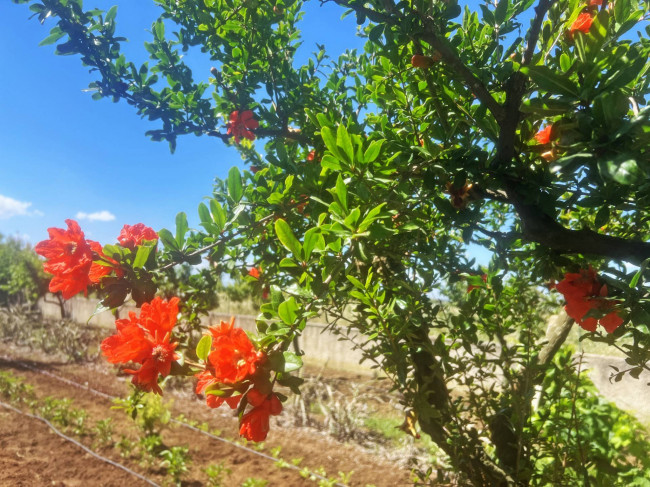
227, 110, 259, 143
118, 223, 159, 250
101, 296, 180, 394
35, 221, 158, 299
567, 0, 602, 41
34, 220, 95, 299
556, 267, 624, 333
195, 317, 282, 442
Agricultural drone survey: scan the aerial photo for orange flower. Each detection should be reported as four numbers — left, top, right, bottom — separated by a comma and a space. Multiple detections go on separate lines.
589, 0, 602, 6
88, 240, 124, 283
117, 223, 158, 250
568, 12, 594, 39
239, 389, 283, 442
306, 150, 317, 162
101, 296, 180, 394
206, 317, 265, 384
556, 267, 624, 333
35, 219, 94, 299
248, 267, 261, 279
227, 110, 259, 143
195, 370, 243, 409
535, 125, 554, 144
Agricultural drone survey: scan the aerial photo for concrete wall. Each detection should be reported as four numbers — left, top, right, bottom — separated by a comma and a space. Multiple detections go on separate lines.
37, 294, 370, 374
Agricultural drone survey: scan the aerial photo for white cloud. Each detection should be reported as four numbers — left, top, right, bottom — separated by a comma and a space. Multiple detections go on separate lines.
0, 194, 38, 219
76, 210, 116, 222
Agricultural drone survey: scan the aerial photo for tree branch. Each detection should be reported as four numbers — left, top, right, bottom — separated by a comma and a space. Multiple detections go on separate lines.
418, 22, 506, 123
506, 185, 650, 265
523, 0, 557, 65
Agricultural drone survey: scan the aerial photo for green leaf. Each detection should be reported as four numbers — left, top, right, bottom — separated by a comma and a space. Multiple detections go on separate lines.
358, 203, 386, 232
335, 174, 348, 213
39, 29, 65, 46
320, 154, 342, 171
320, 126, 344, 161
158, 228, 179, 251
346, 275, 365, 290
210, 199, 226, 231
105, 5, 118, 23
494, 0, 508, 25
278, 297, 297, 325
362, 140, 383, 163
227, 167, 243, 202
275, 218, 302, 257
175, 212, 188, 248
559, 53, 572, 72
630, 258, 650, 288
282, 351, 303, 373
132, 244, 153, 269
336, 124, 354, 164
303, 227, 319, 260
594, 206, 610, 229
598, 156, 642, 185
196, 335, 212, 361
519, 66, 579, 97
198, 202, 211, 224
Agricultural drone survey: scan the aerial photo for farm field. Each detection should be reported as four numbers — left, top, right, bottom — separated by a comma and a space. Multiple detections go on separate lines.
0, 341, 415, 487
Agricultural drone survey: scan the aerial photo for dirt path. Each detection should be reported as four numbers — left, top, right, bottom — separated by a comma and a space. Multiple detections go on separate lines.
0, 347, 411, 487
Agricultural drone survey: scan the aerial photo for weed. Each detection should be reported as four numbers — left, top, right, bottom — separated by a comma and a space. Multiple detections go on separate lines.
241, 478, 268, 487
0, 370, 35, 405
159, 445, 191, 486
38, 396, 88, 435
116, 435, 136, 459
204, 461, 232, 487
92, 418, 114, 447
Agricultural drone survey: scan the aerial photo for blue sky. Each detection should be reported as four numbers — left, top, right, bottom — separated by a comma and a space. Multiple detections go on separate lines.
0, 0, 363, 246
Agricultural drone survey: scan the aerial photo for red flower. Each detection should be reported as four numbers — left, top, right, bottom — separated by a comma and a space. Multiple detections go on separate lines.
568, 12, 594, 39
117, 223, 158, 250
206, 317, 265, 384
35, 219, 94, 299
248, 267, 261, 279
306, 150, 317, 162
101, 296, 180, 394
227, 110, 259, 144
555, 266, 601, 301
535, 125, 554, 145
239, 390, 283, 442
467, 274, 488, 293
88, 240, 124, 283
589, 0, 602, 6
195, 370, 242, 409
556, 267, 624, 333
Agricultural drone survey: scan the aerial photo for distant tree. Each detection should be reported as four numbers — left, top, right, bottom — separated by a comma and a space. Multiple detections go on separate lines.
0, 234, 47, 306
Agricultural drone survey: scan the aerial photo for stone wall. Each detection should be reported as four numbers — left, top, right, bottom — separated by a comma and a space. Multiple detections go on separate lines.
37, 294, 371, 374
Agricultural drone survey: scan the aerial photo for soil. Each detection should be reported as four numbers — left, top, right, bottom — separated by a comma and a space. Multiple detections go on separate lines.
0, 344, 412, 487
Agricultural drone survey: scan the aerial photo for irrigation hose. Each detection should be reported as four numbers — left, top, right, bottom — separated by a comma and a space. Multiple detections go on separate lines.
1, 356, 347, 487
0, 399, 160, 487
